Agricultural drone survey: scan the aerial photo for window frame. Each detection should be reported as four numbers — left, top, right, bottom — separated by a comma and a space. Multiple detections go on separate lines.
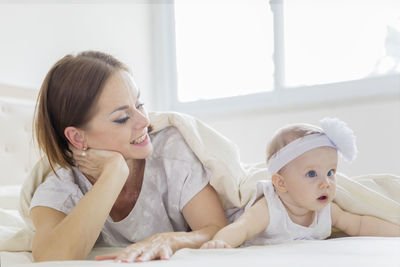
151, 1, 400, 115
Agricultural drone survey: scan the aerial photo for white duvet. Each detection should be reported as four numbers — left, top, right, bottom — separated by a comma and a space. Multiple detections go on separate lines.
1, 112, 400, 266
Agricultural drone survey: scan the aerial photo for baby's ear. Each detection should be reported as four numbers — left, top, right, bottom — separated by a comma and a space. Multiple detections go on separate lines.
271, 173, 288, 193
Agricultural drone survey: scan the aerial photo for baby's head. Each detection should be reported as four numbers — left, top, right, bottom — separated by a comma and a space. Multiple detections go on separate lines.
266, 123, 323, 166
266, 118, 357, 211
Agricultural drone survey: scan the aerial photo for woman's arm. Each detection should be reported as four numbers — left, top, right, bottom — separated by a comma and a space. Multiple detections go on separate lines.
331, 202, 400, 236
31, 153, 129, 261
202, 197, 270, 249
180, 184, 228, 245
96, 184, 227, 262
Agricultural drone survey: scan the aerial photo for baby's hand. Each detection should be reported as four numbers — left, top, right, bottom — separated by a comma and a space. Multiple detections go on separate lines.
200, 240, 232, 249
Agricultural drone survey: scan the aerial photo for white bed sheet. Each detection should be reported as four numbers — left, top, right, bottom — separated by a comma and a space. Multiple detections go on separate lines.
1, 237, 399, 267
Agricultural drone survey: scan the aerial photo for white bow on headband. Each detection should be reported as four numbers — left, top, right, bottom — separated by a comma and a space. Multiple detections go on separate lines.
267, 117, 358, 174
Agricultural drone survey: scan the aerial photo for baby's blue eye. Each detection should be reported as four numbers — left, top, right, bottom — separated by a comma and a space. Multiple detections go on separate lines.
306, 170, 317, 178
327, 169, 335, 177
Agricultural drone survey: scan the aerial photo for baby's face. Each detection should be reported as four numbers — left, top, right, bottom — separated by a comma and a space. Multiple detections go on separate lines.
279, 146, 338, 211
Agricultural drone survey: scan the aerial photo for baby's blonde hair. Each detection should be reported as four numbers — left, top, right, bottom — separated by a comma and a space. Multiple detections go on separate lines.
266, 123, 323, 166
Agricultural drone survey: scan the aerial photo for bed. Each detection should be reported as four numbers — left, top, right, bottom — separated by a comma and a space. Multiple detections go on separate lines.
1, 237, 399, 266
1, 96, 399, 267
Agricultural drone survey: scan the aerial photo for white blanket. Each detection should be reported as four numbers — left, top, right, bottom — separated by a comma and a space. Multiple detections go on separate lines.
1, 237, 400, 267
1, 111, 400, 254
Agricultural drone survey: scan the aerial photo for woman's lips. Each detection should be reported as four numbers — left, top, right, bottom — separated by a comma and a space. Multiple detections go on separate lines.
130, 134, 149, 147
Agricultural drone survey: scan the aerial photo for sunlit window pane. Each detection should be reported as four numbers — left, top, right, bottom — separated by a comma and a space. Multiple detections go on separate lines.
174, 0, 273, 102
284, 0, 400, 87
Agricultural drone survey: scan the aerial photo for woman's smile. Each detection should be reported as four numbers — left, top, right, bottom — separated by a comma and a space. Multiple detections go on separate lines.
131, 134, 149, 146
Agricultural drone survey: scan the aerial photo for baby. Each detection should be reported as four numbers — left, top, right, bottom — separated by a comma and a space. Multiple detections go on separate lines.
202, 118, 400, 249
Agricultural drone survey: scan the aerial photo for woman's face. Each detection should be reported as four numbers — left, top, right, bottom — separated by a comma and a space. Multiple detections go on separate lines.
83, 70, 153, 160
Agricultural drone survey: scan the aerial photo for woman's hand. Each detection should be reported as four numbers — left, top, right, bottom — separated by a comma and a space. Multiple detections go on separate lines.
69, 145, 128, 181
96, 183, 228, 262
200, 239, 231, 249
95, 232, 178, 263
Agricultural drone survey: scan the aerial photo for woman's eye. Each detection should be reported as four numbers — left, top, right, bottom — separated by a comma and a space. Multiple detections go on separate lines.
306, 170, 317, 178
114, 117, 130, 124
136, 103, 144, 110
327, 169, 335, 177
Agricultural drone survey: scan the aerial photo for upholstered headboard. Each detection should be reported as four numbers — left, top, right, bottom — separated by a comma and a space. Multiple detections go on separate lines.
0, 97, 40, 186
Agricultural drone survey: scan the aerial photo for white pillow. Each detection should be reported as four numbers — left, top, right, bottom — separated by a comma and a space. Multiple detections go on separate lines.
0, 207, 32, 252
0, 185, 21, 210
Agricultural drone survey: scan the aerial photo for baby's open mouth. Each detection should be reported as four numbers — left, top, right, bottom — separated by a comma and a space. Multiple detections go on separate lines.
318, 195, 328, 200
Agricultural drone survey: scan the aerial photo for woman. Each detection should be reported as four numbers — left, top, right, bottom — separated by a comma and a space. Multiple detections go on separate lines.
30, 51, 227, 262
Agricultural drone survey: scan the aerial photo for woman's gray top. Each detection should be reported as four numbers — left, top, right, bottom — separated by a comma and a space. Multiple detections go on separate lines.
30, 127, 210, 247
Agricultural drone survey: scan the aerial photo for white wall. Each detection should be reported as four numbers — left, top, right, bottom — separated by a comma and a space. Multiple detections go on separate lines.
197, 96, 400, 177
0, 1, 156, 109
0, 1, 399, 178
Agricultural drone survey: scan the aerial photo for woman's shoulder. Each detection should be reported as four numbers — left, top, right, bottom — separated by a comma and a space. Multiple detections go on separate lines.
45, 167, 75, 182
36, 167, 80, 193
30, 167, 84, 214
149, 126, 196, 162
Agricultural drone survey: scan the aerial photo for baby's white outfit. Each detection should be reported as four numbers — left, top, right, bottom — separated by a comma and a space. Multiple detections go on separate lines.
231, 180, 332, 246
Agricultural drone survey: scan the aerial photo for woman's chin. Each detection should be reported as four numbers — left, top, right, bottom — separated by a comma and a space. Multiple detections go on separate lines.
125, 145, 153, 160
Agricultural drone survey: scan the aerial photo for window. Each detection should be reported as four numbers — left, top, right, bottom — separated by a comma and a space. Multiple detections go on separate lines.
154, 0, 400, 113
174, 0, 273, 102
284, 0, 400, 87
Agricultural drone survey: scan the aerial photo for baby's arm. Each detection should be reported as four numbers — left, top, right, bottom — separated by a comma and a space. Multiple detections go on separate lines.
331, 202, 400, 236
201, 197, 270, 249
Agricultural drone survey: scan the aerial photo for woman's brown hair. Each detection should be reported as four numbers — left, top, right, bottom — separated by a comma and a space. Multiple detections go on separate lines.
35, 51, 130, 173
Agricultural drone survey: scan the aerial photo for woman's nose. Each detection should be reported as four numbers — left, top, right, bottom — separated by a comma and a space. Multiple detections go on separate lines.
132, 108, 150, 130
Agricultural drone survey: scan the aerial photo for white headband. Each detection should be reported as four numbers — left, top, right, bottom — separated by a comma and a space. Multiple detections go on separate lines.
267, 117, 357, 174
